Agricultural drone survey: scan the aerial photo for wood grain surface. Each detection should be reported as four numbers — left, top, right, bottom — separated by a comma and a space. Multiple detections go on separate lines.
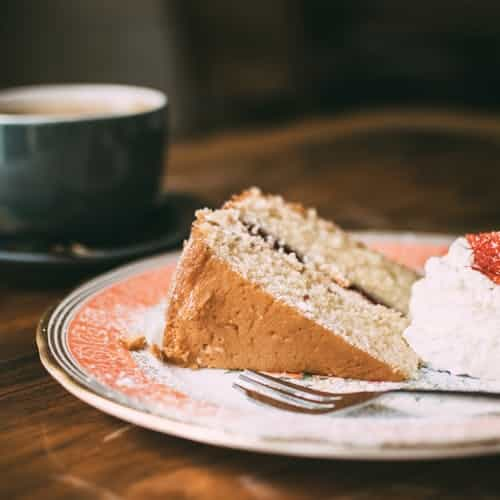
3, 110, 500, 499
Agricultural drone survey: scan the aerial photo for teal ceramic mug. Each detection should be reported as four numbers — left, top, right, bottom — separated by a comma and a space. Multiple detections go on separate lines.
0, 84, 167, 238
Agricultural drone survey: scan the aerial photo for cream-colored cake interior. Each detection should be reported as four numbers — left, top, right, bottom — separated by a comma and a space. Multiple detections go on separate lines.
196, 207, 418, 378
229, 188, 418, 314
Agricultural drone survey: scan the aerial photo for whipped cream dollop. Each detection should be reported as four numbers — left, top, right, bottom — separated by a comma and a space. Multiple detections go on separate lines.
404, 237, 500, 380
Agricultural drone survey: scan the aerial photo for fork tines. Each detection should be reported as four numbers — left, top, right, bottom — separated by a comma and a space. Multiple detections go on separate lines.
233, 370, 378, 415
233, 370, 337, 414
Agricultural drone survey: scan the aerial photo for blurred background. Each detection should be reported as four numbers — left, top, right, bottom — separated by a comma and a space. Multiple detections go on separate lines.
3, 0, 500, 137
2, 0, 499, 233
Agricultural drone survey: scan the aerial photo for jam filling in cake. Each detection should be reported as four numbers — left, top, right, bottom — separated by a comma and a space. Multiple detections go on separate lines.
241, 219, 385, 307
225, 189, 418, 314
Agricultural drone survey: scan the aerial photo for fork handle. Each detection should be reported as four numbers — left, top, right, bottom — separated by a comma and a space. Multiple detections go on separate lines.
391, 388, 500, 399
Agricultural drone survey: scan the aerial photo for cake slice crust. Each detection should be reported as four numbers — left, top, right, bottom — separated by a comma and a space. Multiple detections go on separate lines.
164, 230, 406, 381
163, 194, 419, 381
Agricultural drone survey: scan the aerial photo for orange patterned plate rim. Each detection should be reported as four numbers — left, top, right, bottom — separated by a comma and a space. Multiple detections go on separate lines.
36, 231, 500, 460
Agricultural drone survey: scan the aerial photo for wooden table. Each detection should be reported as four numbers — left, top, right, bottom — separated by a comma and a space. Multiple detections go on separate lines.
3, 110, 500, 499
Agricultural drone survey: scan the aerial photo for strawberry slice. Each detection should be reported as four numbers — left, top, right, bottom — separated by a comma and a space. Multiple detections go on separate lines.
466, 232, 500, 285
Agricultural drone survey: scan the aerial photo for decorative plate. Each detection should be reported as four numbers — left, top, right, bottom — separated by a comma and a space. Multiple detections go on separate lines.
37, 232, 500, 460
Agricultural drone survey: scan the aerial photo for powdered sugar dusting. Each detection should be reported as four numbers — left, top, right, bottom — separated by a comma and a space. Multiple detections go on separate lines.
133, 344, 500, 418
63, 244, 500, 453
115, 299, 167, 347
130, 343, 500, 448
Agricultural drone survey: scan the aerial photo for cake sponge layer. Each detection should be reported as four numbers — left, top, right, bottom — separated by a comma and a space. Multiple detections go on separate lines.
226, 188, 419, 314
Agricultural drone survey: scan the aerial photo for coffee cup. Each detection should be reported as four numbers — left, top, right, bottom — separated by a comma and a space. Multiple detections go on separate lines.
0, 84, 167, 238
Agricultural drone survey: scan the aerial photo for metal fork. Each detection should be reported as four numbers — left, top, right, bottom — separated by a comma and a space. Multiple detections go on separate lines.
233, 370, 500, 414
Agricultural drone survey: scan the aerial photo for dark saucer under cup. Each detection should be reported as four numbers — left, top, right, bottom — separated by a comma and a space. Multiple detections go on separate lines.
0, 192, 203, 286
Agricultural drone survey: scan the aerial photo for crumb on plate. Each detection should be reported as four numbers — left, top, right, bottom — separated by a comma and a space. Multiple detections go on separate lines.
119, 335, 147, 351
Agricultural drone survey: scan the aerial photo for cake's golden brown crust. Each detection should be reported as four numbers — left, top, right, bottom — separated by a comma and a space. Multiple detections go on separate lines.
224, 188, 309, 217
163, 227, 406, 382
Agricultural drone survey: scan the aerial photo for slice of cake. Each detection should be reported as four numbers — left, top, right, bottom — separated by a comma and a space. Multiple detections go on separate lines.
163, 189, 419, 381
404, 232, 500, 380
